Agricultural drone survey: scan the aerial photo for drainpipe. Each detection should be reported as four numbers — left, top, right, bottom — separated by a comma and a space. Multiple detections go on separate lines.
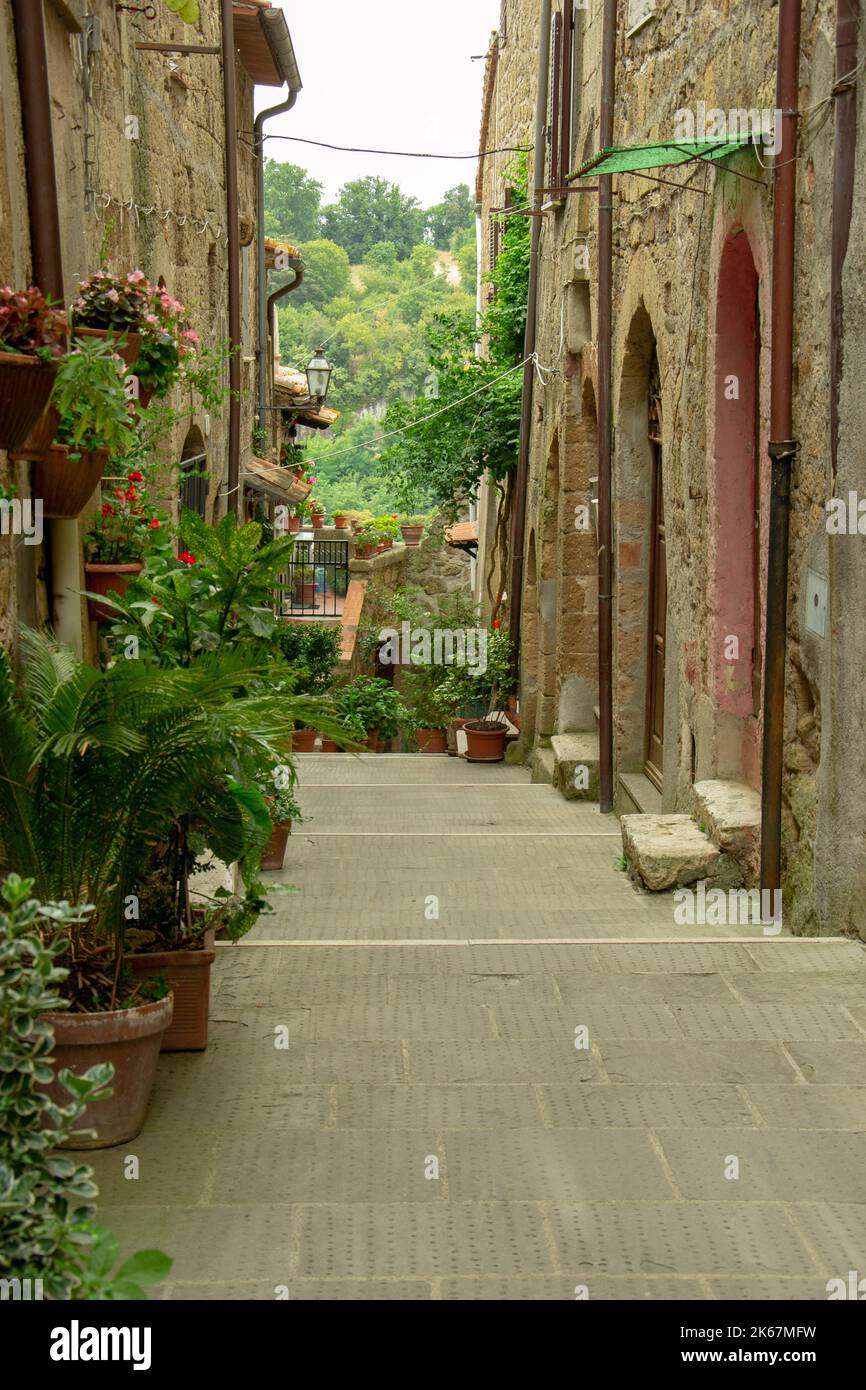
255, 14, 302, 437
830, 0, 860, 480
760, 0, 802, 914
11, 0, 64, 301
266, 255, 304, 394
596, 0, 617, 814
508, 0, 551, 662
220, 0, 242, 515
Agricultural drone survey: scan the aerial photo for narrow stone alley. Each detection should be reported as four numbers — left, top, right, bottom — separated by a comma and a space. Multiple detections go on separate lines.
91, 756, 866, 1300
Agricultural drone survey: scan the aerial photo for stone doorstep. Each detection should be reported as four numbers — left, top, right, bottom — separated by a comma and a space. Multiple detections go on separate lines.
692, 779, 761, 883
551, 732, 600, 802
620, 814, 720, 892
530, 746, 556, 785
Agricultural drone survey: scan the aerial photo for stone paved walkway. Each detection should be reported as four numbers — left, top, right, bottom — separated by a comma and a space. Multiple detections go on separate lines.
92, 756, 866, 1300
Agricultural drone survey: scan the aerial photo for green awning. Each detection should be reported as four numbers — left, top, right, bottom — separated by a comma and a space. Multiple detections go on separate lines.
568, 137, 753, 180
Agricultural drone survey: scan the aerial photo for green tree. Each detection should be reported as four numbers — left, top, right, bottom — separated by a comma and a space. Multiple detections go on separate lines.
426, 183, 475, 249
288, 239, 351, 309
322, 178, 425, 262
456, 239, 478, 289
263, 160, 324, 244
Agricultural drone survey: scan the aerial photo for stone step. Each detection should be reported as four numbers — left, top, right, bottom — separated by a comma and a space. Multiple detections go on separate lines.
620, 814, 721, 892
551, 732, 600, 801
692, 779, 761, 885
530, 746, 556, 784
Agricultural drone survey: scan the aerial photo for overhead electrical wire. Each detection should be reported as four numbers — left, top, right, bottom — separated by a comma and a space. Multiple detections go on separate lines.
258, 134, 530, 161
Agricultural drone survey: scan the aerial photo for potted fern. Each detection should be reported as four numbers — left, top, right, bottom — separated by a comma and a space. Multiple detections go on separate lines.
0, 286, 68, 450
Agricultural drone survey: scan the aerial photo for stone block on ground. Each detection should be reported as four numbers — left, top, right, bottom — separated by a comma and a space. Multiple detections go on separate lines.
692, 779, 761, 884
530, 746, 556, 784
621, 814, 720, 891
551, 732, 599, 801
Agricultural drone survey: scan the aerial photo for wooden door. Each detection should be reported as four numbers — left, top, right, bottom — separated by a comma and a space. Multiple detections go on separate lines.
645, 353, 666, 790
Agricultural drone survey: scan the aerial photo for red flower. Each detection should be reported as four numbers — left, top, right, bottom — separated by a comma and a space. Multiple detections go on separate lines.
178, 551, 197, 565
101, 502, 114, 518
149, 518, 161, 530
127, 470, 144, 483
113, 488, 124, 500
125, 487, 138, 502
492, 619, 501, 629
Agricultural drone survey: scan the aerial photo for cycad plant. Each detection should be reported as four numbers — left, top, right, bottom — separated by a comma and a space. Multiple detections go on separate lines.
0, 629, 329, 1008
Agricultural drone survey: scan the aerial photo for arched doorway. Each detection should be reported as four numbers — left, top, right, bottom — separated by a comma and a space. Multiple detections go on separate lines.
179, 425, 208, 520
709, 228, 762, 784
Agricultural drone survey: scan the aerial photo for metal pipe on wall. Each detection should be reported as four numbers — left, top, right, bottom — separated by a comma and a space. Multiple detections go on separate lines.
220, 0, 242, 515
508, 0, 551, 661
596, 0, 617, 814
11, 0, 64, 303
255, 90, 299, 438
760, 0, 803, 914
830, 0, 860, 479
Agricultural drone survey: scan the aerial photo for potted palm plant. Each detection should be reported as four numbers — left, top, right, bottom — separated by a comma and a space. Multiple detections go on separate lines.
0, 286, 68, 450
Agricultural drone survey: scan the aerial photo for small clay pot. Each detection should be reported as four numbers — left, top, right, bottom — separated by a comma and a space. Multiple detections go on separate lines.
293, 581, 316, 607
400, 524, 424, 546
415, 728, 447, 754
333, 515, 348, 529
288, 515, 302, 533
262, 821, 291, 871
292, 727, 318, 752
84, 562, 143, 623
464, 719, 509, 762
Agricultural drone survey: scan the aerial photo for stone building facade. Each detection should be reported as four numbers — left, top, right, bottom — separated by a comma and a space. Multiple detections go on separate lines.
476, 0, 866, 938
0, 0, 295, 658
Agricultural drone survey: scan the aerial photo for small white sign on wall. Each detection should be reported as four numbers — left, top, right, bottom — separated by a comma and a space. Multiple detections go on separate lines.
805, 569, 827, 639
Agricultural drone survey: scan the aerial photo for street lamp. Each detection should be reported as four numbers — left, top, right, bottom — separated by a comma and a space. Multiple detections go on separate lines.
305, 347, 333, 404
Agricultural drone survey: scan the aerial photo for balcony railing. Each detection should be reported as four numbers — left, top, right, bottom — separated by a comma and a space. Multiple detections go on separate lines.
275, 538, 350, 619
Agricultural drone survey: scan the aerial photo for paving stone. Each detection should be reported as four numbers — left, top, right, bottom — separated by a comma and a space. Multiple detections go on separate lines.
668, 1001, 862, 1041
548, 1202, 816, 1276
491, 1001, 681, 1040
706, 1276, 830, 1300
746, 1085, 866, 1129
295, 1202, 557, 1278
387, 973, 560, 1005
165, 1279, 434, 1300
783, 1203, 866, 1274
93, 1206, 299, 1283
723, 971, 866, 1003
87, 1131, 219, 1205
212, 1131, 446, 1203
654, 1130, 866, 1201
621, 813, 720, 890
598, 1041, 798, 1084
406, 1038, 602, 1083
554, 971, 738, 1004
784, 1041, 866, 1084
537, 1085, 755, 1129
305, 1004, 495, 1040
444, 1130, 674, 1201
441, 1275, 703, 1300
333, 1083, 544, 1129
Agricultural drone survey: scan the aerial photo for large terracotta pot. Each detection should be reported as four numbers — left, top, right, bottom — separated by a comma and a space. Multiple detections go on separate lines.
415, 727, 447, 753
0, 353, 58, 451
42, 994, 173, 1149
293, 726, 318, 752
73, 326, 142, 370
262, 821, 291, 870
84, 562, 143, 623
31, 445, 108, 519
464, 719, 509, 763
294, 580, 316, 607
129, 930, 215, 1053
400, 524, 424, 547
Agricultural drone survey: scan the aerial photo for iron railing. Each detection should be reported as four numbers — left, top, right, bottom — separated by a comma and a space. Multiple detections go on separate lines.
276, 538, 350, 618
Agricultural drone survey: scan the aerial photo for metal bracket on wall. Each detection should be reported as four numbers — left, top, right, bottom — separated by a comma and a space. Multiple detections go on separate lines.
134, 42, 221, 55
116, 4, 157, 17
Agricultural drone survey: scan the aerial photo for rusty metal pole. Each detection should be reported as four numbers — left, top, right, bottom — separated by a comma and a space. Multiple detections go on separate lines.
508, 0, 551, 665
830, 0, 860, 480
596, 0, 617, 813
11, 0, 64, 301
760, 0, 802, 916
221, 0, 242, 515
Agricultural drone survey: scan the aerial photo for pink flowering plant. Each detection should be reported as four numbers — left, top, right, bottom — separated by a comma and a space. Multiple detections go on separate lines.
0, 286, 68, 360
72, 270, 200, 399
84, 471, 170, 566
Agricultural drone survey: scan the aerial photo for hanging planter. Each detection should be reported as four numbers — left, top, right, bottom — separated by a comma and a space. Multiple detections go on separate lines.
41, 994, 173, 1149
73, 326, 142, 371
129, 930, 215, 1053
464, 719, 509, 762
84, 562, 144, 623
0, 354, 59, 451
31, 445, 109, 520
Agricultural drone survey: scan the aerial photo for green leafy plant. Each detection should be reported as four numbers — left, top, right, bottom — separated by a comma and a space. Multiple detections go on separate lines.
84, 470, 170, 565
51, 335, 133, 459
0, 287, 67, 360
293, 564, 316, 585
162, 0, 199, 23
0, 873, 171, 1299
336, 676, 407, 739
273, 622, 341, 695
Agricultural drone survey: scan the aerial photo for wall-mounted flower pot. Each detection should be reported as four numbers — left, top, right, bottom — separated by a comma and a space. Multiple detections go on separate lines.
84, 562, 143, 623
41, 993, 173, 1148
294, 581, 316, 607
73, 326, 142, 371
464, 719, 509, 762
400, 524, 424, 547
415, 728, 447, 753
262, 821, 291, 870
30, 445, 109, 520
129, 930, 215, 1053
292, 726, 318, 752
447, 718, 468, 757
0, 353, 58, 451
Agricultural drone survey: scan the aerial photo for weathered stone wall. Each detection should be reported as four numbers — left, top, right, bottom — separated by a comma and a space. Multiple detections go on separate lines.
402, 524, 472, 605
478, 0, 865, 935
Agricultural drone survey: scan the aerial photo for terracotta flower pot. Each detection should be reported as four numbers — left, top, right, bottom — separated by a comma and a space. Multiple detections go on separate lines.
84, 562, 143, 623
29, 444, 108, 519
288, 515, 301, 533
294, 581, 316, 607
309, 510, 324, 528
0, 352, 58, 451
129, 930, 215, 1053
262, 821, 291, 870
333, 515, 348, 529
320, 736, 341, 752
73, 326, 142, 370
447, 718, 468, 757
293, 726, 318, 752
415, 728, 447, 753
400, 524, 424, 546
365, 729, 381, 752
354, 543, 376, 559
41, 994, 173, 1149
464, 719, 509, 762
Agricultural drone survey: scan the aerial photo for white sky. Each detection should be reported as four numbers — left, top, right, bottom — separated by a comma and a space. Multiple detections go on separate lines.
258, 1, 501, 209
